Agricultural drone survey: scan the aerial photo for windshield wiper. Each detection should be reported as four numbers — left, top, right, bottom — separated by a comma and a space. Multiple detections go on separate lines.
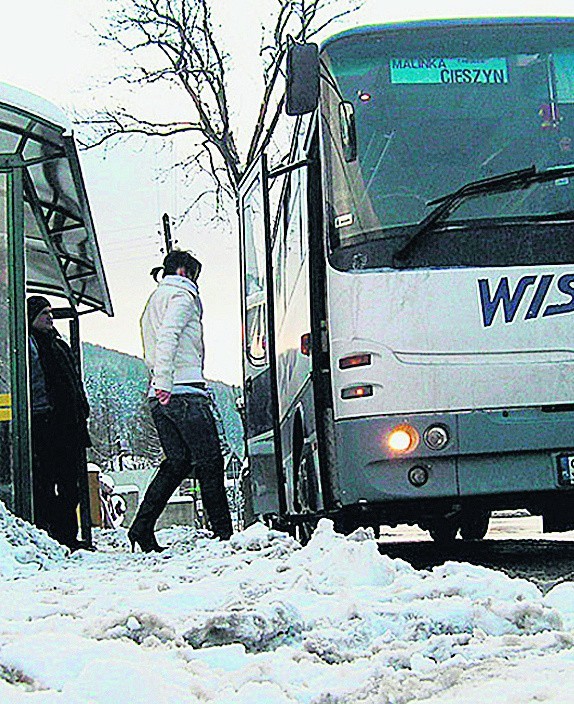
393, 164, 574, 267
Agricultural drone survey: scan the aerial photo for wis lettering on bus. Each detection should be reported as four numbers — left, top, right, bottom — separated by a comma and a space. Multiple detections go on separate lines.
478, 274, 574, 327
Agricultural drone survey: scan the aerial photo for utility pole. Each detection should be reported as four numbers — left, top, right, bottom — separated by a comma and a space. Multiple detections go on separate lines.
162, 213, 173, 254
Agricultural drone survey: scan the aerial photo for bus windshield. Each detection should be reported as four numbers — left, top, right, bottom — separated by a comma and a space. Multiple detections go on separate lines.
321, 21, 574, 266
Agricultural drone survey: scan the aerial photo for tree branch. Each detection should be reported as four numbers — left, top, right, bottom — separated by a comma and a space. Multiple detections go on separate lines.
79, 0, 362, 219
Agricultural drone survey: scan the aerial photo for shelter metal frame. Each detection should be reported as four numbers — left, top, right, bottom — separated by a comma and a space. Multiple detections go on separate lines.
0, 84, 112, 545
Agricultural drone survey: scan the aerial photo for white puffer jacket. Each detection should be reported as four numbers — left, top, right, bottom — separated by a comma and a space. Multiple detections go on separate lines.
140, 275, 205, 392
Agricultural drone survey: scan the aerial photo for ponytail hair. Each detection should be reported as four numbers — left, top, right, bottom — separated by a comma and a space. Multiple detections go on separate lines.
150, 266, 163, 282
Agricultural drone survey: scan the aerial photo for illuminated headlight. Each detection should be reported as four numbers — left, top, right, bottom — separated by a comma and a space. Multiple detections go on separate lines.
408, 465, 429, 487
387, 424, 419, 454
423, 424, 450, 451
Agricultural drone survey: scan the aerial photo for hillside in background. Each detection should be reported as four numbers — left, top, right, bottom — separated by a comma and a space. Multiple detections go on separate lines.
82, 343, 244, 470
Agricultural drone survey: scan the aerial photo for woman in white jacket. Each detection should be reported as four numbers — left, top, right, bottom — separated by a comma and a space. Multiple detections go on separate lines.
128, 250, 232, 552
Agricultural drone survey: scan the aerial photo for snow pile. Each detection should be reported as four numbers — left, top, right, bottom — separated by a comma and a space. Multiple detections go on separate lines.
0, 511, 572, 702
183, 600, 303, 651
174, 519, 562, 667
0, 501, 67, 578
545, 582, 574, 630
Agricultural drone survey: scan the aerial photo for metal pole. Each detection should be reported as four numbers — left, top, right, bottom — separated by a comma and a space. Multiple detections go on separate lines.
70, 315, 93, 548
8, 168, 33, 522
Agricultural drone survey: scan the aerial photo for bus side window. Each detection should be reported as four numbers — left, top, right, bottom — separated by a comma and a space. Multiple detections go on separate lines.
243, 182, 269, 368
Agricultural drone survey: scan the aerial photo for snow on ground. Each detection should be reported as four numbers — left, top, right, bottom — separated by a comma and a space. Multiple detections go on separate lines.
0, 504, 573, 703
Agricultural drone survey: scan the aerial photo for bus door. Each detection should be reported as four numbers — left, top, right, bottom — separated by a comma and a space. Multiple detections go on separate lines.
239, 154, 284, 518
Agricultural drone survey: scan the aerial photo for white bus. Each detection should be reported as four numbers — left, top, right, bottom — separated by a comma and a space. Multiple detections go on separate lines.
239, 17, 574, 542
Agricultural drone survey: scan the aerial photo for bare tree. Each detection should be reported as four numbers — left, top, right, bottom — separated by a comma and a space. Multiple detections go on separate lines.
76, 0, 362, 218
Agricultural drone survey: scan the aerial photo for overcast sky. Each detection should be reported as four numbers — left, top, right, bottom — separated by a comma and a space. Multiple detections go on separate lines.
1, 0, 572, 384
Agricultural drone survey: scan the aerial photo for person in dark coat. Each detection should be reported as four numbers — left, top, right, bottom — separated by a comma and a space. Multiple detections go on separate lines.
27, 296, 91, 549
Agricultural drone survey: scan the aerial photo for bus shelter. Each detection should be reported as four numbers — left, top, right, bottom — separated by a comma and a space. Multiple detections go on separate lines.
0, 83, 113, 543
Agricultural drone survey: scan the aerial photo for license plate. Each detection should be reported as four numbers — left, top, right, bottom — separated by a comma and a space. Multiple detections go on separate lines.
557, 455, 574, 485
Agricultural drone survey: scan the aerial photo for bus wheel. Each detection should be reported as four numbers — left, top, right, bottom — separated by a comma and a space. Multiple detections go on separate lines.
459, 510, 491, 541
296, 518, 317, 545
427, 517, 459, 544
334, 511, 361, 535
294, 447, 318, 545
265, 515, 289, 533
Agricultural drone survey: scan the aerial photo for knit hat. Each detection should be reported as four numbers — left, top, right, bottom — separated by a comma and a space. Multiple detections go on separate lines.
27, 295, 51, 325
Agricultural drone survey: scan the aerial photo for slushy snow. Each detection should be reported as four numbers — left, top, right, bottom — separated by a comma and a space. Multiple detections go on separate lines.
0, 502, 573, 702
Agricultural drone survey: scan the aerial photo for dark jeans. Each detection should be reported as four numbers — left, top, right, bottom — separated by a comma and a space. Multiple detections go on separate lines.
150, 394, 232, 538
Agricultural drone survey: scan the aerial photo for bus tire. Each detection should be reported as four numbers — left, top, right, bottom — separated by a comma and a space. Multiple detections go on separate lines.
460, 510, 491, 541
294, 447, 318, 545
334, 512, 361, 535
428, 517, 459, 544
334, 510, 380, 537
296, 517, 317, 545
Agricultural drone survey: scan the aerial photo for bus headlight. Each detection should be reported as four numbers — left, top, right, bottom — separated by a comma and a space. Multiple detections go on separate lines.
387, 424, 419, 454
423, 424, 450, 451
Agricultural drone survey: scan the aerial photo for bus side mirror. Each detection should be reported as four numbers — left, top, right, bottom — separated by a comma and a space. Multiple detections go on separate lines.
286, 42, 319, 116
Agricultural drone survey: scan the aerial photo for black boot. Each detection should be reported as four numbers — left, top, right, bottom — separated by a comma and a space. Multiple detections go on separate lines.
128, 460, 184, 552
128, 525, 166, 553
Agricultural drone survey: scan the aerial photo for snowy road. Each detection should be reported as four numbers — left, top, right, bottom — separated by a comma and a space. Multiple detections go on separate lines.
1, 503, 574, 703
378, 514, 574, 590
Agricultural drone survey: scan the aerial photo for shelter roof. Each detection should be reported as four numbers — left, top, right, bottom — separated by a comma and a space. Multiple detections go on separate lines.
0, 82, 112, 316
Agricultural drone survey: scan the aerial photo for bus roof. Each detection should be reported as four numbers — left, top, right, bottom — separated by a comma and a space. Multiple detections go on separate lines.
320, 17, 574, 53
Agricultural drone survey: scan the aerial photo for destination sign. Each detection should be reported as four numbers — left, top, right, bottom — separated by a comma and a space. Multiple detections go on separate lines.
390, 57, 508, 85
